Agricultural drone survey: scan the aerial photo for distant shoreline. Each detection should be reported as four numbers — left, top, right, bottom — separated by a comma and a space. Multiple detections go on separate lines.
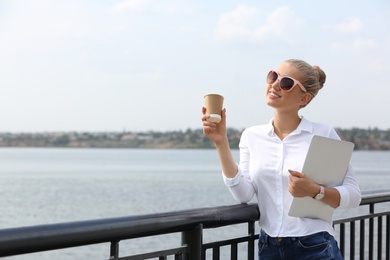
0, 127, 389, 150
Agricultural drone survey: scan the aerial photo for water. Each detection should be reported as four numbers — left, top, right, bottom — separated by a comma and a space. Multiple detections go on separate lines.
0, 148, 389, 259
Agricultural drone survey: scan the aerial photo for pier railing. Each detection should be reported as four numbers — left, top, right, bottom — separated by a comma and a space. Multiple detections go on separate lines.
0, 189, 389, 259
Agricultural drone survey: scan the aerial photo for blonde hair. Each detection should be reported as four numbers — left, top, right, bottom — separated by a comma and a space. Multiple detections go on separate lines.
285, 59, 326, 107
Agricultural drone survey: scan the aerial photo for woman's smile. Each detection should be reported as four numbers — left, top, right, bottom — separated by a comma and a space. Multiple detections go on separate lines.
268, 91, 281, 99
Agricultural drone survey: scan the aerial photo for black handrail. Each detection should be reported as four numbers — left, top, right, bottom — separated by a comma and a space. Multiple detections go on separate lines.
359, 188, 390, 205
0, 189, 389, 258
0, 203, 259, 257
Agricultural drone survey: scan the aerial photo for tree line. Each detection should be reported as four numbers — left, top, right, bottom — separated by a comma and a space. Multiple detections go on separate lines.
0, 127, 389, 150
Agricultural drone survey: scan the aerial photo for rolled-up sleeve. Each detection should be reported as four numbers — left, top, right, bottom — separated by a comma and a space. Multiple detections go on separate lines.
223, 164, 241, 187
335, 165, 361, 208
222, 164, 256, 203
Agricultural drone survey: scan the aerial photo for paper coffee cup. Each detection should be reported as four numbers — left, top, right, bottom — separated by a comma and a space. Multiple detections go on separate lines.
204, 94, 224, 123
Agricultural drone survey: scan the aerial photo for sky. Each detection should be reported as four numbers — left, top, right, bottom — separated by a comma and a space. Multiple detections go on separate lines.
1, 0, 389, 132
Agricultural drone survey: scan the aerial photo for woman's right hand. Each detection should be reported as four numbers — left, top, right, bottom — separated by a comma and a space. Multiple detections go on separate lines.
201, 107, 228, 146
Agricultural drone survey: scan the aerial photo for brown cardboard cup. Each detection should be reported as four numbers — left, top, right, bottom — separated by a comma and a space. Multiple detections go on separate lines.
204, 94, 224, 123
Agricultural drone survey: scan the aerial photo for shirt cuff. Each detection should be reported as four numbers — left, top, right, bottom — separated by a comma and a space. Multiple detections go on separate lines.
335, 186, 350, 208
222, 163, 241, 187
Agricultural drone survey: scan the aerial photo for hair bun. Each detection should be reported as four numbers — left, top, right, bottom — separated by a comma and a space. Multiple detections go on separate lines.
313, 65, 326, 90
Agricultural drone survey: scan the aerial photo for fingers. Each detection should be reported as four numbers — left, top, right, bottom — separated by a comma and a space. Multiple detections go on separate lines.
202, 121, 218, 136
201, 107, 210, 122
203, 120, 217, 131
288, 169, 304, 178
288, 170, 303, 197
201, 107, 216, 132
288, 177, 302, 197
220, 108, 226, 123
201, 107, 226, 139
201, 107, 226, 124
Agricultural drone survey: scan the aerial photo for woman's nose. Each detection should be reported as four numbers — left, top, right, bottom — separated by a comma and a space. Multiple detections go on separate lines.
271, 80, 281, 91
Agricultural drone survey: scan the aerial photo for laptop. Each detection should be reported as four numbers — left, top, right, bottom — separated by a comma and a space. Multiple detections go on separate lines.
288, 135, 355, 222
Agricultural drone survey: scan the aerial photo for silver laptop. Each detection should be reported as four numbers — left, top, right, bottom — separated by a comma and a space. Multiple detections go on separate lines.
288, 135, 355, 222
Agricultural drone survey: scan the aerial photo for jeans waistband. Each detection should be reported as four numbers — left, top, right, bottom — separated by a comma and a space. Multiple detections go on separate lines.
260, 230, 330, 246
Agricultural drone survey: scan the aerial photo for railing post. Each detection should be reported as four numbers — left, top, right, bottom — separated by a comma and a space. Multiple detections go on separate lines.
182, 224, 203, 260
339, 223, 345, 257
386, 215, 390, 260
109, 240, 119, 259
378, 216, 382, 260
247, 221, 255, 260
369, 217, 374, 260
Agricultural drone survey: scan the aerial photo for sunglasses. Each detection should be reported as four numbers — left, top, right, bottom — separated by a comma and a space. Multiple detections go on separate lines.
266, 70, 307, 92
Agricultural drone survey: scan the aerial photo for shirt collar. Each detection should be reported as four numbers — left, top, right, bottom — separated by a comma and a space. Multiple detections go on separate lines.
266, 118, 275, 136
266, 116, 313, 137
297, 116, 313, 133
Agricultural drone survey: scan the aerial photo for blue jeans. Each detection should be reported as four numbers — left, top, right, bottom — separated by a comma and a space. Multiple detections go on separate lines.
258, 230, 343, 259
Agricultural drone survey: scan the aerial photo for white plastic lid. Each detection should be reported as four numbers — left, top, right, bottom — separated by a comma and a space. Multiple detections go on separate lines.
207, 114, 221, 123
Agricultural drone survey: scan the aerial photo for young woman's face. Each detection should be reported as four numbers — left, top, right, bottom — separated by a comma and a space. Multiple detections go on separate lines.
265, 62, 310, 111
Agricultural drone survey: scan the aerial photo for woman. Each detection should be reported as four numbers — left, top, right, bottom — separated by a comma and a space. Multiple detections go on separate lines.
201, 59, 361, 259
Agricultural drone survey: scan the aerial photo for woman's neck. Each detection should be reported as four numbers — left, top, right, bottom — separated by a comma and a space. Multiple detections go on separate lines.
272, 111, 301, 140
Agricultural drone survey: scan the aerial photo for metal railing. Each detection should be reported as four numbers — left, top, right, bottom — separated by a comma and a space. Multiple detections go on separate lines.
333, 189, 390, 260
0, 189, 389, 259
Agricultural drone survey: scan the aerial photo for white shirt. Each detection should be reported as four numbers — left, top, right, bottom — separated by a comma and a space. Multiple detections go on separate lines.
223, 116, 361, 237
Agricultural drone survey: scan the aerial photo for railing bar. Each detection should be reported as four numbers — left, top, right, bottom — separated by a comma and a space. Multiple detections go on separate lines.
351, 221, 355, 260
386, 215, 390, 260
114, 247, 186, 260
230, 243, 238, 260
377, 216, 382, 260
369, 204, 374, 214
333, 211, 389, 225
202, 234, 258, 249
339, 223, 345, 257
369, 216, 374, 260
212, 246, 219, 260
182, 224, 202, 260
110, 240, 120, 259
248, 221, 255, 260
360, 219, 365, 260
201, 246, 206, 260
